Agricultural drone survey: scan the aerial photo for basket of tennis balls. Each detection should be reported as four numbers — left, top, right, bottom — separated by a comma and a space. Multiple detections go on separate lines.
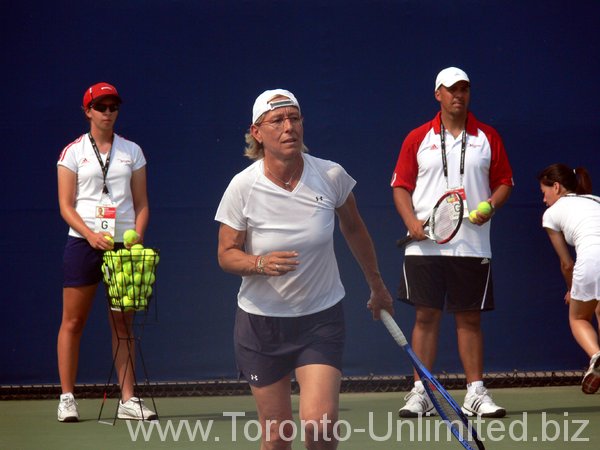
102, 229, 160, 312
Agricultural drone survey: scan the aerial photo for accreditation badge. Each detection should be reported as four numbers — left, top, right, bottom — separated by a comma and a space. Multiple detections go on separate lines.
448, 186, 469, 219
94, 195, 117, 236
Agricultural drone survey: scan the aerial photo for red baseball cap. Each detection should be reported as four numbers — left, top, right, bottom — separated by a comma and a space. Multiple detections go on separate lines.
82, 82, 122, 109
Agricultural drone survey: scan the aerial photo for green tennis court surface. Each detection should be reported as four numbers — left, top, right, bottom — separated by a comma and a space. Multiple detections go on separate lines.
2, 386, 598, 449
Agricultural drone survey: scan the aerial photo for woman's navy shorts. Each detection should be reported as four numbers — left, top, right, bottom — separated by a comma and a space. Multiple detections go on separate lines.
63, 236, 124, 287
234, 301, 345, 387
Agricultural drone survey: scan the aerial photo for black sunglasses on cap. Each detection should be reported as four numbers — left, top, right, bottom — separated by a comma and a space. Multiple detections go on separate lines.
91, 103, 120, 113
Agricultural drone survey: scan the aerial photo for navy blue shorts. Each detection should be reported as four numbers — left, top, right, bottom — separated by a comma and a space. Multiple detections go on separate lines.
398, 255, 494, 312
63, 236, 124, 287
234, 301, 345, 387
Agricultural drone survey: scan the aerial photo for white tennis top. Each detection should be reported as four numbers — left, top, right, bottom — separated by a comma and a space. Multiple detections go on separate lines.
57, 133, 146, 241
542, 194, 600, 252
215, 153, 356, 317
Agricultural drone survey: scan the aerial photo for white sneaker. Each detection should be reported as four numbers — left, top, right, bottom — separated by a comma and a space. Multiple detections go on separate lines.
399, 385, 437, 417
582, 351, 600, 394
117, 397, 157, 420
462, 386, 506, 418
57, 393, 79, 422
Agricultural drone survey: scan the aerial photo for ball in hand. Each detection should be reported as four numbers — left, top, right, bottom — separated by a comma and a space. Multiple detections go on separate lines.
123, 229, 139, 245
468, 210, 478, 223
477, 201, 493, 216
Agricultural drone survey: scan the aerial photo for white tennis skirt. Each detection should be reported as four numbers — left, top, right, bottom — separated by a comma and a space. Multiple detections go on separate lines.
572, 247, 600, 301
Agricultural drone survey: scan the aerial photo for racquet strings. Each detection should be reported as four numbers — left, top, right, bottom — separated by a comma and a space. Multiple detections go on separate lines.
431, 193, 462, 241
423, 379, 483, 449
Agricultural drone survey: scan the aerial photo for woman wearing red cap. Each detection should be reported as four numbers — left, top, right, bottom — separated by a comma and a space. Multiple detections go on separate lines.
56, 82, 155, 422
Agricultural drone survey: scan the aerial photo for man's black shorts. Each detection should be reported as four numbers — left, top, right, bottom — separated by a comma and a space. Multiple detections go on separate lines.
398, 255, 494, 312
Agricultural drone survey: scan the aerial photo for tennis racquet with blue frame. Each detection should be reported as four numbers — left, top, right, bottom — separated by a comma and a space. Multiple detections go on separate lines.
380, 310, 485, 450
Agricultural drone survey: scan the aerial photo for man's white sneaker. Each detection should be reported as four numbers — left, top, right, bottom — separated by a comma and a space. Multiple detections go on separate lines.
399, 386, 437, 418
117, 397, 157, 420
582, 351, 600, 394
461, 386, 506, 418
57, 393, 79, 422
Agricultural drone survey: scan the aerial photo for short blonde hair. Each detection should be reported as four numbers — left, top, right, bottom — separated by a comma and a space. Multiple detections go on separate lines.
244, 129, 264, 160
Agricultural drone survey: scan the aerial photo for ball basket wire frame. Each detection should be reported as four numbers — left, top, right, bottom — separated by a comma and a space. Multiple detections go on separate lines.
97, 247, 160, 425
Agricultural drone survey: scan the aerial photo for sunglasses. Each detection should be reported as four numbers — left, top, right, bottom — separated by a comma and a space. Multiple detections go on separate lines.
91, 103, 120, 113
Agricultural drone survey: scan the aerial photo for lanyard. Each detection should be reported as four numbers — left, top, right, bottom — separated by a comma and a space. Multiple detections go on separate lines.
88, 133, 112, 195
440, 123, 467, 188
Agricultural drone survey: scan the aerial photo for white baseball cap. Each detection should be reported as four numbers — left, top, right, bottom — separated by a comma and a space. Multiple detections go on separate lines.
252, 89, 300, 124
435, 67, 470, 90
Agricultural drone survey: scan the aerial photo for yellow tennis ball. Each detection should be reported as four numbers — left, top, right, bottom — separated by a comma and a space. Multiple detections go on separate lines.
140, 285, 153, 298
116, 248, 132, 265
477, 201, 492, 215
468, 210, 478, 223
123, 229, 139, 245
132, 272, 143, 286
103, 235, 114, 249
137, 298, 148, 311
142, 271, 156, 286
130, 244, 145, 262
122, 262, 133, 276
143, 248, 158, 262
127, 285, 139, 300
121, 295, 134, 310
104, 251, 122, 271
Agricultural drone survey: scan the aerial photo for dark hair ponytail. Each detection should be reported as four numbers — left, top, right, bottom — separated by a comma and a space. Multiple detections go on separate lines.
537, 163, 592, 195
573, 167, 593, 194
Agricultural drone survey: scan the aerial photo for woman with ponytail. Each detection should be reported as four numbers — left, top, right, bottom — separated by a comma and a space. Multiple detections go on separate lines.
538, 163, 600, 394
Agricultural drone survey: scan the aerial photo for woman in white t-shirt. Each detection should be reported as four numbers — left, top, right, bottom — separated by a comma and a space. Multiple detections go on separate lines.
216, 89, 393, 449
56, 83, 155, 422
538, 163, 600, 394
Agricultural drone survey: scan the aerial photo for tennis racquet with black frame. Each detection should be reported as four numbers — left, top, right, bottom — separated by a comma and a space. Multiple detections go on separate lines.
396, 190, 464, 247
380, 310, 485, 450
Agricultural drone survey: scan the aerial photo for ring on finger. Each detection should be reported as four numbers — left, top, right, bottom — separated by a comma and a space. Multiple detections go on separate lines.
275, 264, 280, 271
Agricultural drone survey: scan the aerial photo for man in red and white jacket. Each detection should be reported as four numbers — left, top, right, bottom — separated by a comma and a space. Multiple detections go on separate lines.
391, 67, 513, 418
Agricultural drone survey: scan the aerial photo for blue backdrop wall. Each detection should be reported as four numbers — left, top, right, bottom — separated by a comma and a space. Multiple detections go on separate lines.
2, 0, 599, 385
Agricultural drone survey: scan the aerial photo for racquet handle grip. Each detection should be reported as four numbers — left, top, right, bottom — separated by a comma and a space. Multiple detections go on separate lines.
396, 235, 413, 247
380, 310, 408, 346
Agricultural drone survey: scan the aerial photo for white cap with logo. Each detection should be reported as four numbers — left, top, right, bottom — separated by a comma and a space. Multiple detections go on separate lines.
435, 67, 470, 91
252, 89, 301, 124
